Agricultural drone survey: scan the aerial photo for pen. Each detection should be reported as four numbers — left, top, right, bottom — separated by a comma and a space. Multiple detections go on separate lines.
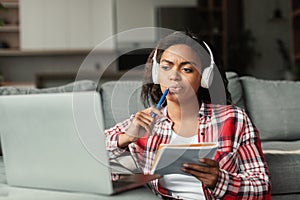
151, 88, 169, 118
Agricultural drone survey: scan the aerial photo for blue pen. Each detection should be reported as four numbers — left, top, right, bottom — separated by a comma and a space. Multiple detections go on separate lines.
151, 88, 169, 118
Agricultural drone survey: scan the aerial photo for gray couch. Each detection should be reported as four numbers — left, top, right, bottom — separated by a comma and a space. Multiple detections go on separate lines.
0, 72, 299, 199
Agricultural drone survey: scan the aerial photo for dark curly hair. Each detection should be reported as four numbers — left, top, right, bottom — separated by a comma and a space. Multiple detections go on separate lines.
141, 31, 232, 107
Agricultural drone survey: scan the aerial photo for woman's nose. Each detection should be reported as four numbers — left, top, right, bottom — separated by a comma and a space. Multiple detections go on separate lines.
168, 69, 181, 81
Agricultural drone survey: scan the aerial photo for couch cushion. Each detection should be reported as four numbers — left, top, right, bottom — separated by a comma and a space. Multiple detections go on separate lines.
262, 140, 300, 195
100, 81, 145, 129
262, 140, 300, 151
240, 77, 300, 141
264, 152, 300, 195
226, 72, 245, 109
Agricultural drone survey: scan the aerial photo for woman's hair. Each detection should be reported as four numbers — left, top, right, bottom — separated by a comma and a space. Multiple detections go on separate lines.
141, 31, 232, 107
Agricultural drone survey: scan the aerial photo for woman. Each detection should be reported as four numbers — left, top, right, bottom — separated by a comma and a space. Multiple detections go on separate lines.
105, 31, 271, 199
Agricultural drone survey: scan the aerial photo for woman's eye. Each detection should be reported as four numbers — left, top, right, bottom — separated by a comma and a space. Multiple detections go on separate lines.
161, 65, 171, 71
182, 67, 193, 73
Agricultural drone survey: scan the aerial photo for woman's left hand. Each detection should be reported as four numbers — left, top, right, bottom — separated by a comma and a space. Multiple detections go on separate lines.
181, 158, 219, 189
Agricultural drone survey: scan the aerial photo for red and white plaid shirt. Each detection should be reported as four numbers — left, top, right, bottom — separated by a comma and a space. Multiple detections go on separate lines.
105, 103, 271, 199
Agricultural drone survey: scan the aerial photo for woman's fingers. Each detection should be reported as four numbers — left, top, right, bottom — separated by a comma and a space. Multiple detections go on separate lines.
181, 158, 219, 189
134, 112, 153, 125
143, 106, 163, 118
126, 106, 162, 140
200, 158, 218, 167
150, 107, 163, 118
134, 107, 162, 124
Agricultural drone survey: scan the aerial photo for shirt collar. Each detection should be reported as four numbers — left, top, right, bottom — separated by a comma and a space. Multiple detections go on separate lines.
199, 102, 213, 117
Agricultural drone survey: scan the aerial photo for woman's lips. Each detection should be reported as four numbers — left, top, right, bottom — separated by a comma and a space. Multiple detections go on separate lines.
168, 86, 182, 93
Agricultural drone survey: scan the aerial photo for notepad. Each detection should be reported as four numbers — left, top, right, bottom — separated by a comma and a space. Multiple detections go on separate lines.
151, 143, 218, 175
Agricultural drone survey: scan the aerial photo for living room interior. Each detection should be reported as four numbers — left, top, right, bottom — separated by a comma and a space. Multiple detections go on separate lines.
0, 0, 300, 199
0, 0, 299, 88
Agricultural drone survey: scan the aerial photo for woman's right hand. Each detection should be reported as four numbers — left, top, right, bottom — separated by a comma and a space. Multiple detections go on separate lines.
117, 107, 162, 148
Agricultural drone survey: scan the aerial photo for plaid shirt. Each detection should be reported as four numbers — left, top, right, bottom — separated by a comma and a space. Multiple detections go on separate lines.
105, 103, 271, 199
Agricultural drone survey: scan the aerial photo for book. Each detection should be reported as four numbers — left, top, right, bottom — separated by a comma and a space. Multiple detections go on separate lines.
151, 143, 218, 175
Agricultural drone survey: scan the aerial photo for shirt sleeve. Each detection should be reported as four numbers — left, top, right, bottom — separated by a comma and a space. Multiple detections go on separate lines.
209, 110, 272, 199
104, 116, 134, 158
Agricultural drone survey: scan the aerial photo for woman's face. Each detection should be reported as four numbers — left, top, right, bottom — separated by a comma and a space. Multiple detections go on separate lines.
158, 44, 202, 103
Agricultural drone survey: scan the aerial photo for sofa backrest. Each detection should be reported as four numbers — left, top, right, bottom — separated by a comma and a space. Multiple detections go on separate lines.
226, 72, 245, 109
241, 76, 300, 141
100, 81, 145, 129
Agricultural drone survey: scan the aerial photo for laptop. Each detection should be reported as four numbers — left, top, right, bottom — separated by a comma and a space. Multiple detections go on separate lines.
0, 91, 160, 195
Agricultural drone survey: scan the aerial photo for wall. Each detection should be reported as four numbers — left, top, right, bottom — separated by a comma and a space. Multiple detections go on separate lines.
20, 0, 114, 50
115, 0, 197, 45
243, 0, 292, 80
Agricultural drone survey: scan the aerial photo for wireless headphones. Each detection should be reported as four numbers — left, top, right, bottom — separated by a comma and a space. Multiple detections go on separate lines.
201, 41, 214, 88
152, 41, 214, 88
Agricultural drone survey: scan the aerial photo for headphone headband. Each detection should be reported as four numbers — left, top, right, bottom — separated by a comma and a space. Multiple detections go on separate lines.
202, 41, 215, 68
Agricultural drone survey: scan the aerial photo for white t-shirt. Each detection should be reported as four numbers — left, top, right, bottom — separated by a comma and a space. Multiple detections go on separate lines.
158, 132, 205, 200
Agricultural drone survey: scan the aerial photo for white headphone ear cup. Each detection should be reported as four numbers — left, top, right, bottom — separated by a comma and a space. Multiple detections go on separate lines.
152, 49, 160, 84
201, 66, 214, 88
201, 41, 215, 88
152, 62, 159, 84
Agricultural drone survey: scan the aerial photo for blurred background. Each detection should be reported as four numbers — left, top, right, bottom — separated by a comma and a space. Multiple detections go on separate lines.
0, 0, 299, 88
